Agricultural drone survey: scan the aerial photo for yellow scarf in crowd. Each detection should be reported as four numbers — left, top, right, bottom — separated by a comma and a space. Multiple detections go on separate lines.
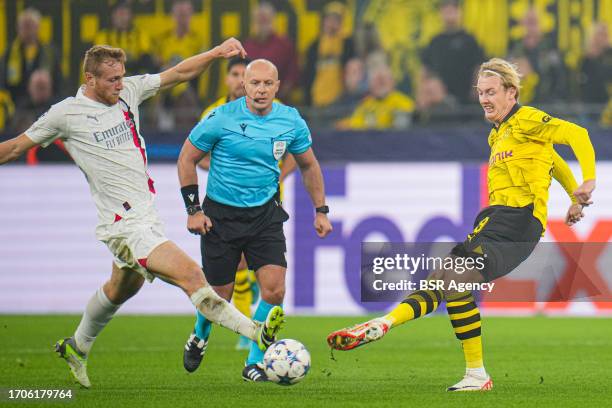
312, 34, 344, 107
6, 39, 42, 87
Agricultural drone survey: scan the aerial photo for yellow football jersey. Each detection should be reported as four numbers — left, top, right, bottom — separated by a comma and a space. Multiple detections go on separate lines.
157, 29, 203, 67
94, 28, 152, 60
487, 105, 596, 230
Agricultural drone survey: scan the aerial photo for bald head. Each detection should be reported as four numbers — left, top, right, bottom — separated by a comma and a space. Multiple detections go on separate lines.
243, 59, 280, 115
245, 59, 278, 80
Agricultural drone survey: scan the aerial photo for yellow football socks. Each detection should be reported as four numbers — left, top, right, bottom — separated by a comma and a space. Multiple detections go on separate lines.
446, 292, 484, 369
384, 289, 443, 327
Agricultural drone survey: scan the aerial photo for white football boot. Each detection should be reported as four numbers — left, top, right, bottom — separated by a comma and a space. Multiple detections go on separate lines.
447, 371, 493, 391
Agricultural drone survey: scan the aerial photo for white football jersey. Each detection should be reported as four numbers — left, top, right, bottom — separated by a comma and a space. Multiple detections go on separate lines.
25, 74, 161, 229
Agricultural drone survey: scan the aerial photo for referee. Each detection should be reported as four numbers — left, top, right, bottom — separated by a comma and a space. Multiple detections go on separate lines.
178, 59, 332, 381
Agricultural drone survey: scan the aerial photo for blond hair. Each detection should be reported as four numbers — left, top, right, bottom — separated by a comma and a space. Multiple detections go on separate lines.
83, 45, 126, 76
478, 58, 522, 99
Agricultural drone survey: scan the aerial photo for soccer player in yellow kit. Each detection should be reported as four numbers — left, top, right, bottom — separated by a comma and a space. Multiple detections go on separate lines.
184, 58, 296, 370
327, 58, 596, 391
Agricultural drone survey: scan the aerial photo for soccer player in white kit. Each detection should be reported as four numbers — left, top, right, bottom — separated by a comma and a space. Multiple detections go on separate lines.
0, 39, 284, 388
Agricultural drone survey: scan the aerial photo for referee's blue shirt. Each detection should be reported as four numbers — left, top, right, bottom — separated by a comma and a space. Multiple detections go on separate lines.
188, 97, 312, 207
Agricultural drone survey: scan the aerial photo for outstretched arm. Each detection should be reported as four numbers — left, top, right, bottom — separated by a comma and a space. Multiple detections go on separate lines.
159, 38, 246, 91
552, 121, 596, 205
547, 120, 596, 225
0, 134, 37, 165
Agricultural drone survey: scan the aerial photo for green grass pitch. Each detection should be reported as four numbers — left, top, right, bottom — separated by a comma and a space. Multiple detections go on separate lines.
1, 315, 611, 407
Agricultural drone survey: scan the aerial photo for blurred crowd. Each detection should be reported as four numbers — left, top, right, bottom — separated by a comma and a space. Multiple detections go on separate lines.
2, 0, 612, 136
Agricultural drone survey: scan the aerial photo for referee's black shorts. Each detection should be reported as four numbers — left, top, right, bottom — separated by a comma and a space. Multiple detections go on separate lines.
451, 204, 543, 282
200, 194, 289, 286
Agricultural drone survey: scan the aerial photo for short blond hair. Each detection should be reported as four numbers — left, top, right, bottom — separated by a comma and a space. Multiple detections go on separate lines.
83, 45, 126, 76
478, 58, 522, 99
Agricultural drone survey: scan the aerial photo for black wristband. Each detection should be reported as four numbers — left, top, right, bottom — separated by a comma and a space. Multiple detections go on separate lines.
181, 184, 200, 208
315, 205, 329, 214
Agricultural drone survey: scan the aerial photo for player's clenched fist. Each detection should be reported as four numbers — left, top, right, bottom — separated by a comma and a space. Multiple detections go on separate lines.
214, 37, 247, 59
314, 213, 332, 238
187, 212, 213, 235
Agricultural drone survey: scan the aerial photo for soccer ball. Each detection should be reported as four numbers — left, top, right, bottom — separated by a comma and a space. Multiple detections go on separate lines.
263, 339, 311, 385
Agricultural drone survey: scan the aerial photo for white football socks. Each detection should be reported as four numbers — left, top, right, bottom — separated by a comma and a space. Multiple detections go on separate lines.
466, 366, 488, 379
190, 286, 256, 340
74, 287, 120, 355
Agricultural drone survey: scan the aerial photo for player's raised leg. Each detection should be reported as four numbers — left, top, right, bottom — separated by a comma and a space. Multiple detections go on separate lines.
327, 288, 443, 350
146, 241, 284, 348
56, 263, 144, 388
330, 258, 492, 352
327, 260, 492, 390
